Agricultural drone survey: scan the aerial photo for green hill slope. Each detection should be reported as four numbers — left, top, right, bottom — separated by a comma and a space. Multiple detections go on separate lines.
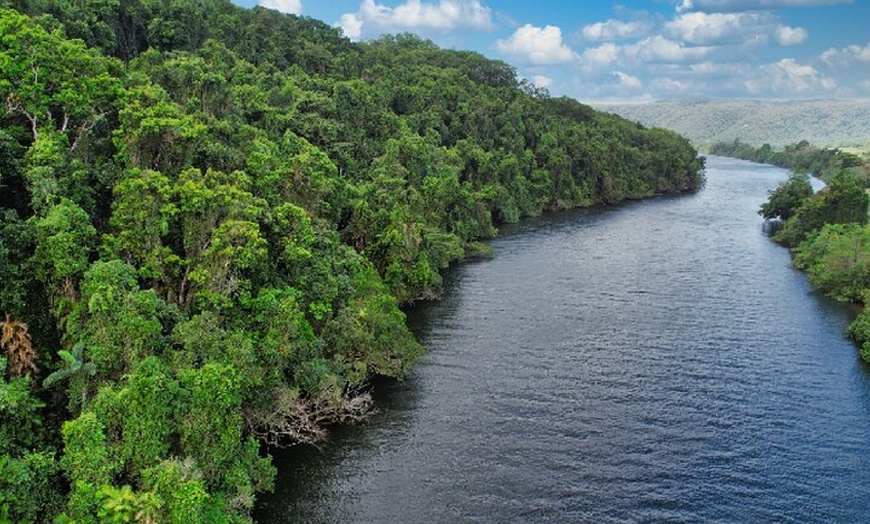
595, 98, 870, 149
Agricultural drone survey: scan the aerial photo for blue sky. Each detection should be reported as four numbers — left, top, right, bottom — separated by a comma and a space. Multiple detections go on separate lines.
231, 0, 869, 102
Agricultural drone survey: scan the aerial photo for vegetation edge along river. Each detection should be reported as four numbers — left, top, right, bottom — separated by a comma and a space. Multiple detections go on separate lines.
0, 2, 704, 523
710, 139, 870, 363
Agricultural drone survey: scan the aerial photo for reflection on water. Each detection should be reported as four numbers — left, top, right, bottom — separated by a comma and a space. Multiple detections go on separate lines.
257, 157, 870, 524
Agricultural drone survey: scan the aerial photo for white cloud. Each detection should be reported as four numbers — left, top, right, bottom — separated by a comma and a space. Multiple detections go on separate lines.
650, 77, 690, 94
614, 71, 643, 89
676, 0, 694, 12
775, 25, 807, 45
666, 12, 774, 45
688, 61, 750, 77
258, 0, 302, 15
677, 0, 853, 13
628, 35, 713, 62
820, 43, 870, 66
339, 13, 364, 40
583, 43, 620, 67
580, 19, 651, 41
750, 58, 837, 94
351, 0, 493, 33
495, 24, 577, 65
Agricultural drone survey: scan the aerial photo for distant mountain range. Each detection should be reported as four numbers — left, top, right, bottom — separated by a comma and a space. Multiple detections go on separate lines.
592, 98, 870, 150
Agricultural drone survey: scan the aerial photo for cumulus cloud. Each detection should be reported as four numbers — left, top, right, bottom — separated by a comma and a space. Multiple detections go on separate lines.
258, 0, 302, 15
650, 77, 690, 94
495, 24, 577, 65
614, 71, 643, 89
583, 43, 620, 67
676, 0, 852, 13
676, 0, 695, 12
689, 61, 750, 77
628, 35, 713, 62
339, 13, 364, 40
343, 0, 493, 36
666, 11, 775, 45
820, 43, 870, 66
749, 58, 837, 94
580, 19, 651, 41
775, 25, 807, 45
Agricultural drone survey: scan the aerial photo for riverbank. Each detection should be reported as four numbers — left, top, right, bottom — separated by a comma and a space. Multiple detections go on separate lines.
747, 154, 870, 362
257, 156, 870, 524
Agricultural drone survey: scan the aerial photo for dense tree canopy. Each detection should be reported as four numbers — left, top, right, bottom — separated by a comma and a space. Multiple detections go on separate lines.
0, 3, 704, 522
710, 138, 868, 186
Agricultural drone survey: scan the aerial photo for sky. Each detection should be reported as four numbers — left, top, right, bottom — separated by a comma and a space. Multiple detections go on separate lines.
230, 0, 869, 103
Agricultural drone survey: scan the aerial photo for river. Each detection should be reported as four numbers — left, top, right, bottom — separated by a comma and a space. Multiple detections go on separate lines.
256, 156, 870, 523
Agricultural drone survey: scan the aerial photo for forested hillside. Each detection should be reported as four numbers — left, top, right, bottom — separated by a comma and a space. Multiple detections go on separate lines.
709, 139, 870, 185
596, 98, 870, 149
0, 2, 704, 522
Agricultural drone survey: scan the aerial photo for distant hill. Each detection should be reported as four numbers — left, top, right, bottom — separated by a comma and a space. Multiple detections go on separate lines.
593, 99, 870, 149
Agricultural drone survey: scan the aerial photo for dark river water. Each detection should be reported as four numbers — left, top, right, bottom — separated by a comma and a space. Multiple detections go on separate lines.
257, 156, 870, 523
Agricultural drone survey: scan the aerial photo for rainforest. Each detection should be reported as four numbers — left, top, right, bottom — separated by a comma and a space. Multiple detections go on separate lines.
0, 2, 704, 522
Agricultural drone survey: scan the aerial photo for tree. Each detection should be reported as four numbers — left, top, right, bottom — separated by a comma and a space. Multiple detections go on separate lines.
759, 173, 814, 221
105, 168, 177, 279
793, 223, 870, 302
62, 260, 165, 381
114, 81, 206, 173
42, 343, 97, 411
0, 8, 122, 148
60, 410, 120, 521
775, 172, 869, 246
31, 199, 96, 307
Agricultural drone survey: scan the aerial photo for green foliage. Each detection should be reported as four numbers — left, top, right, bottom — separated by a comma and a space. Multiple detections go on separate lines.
0, 211, 29, 316
774, 172, 869, 247
794, 223, 870, 302
105, 168, 177, 279
759, 173, 814, 221
61, 411, 117, 488
757, 143, 870, 363
42, 343, 97, 413
1, 357, 46, 454
32, 198, 96, 291
0, 449, 62, 524
142, 459, 212, 524
322, 268, 423, 379
62, 260, 166, 381
847, 300, 870, 363
0, 3, 706, 522
0, 8, 122, 145
118, 356, 179, 474
178, 363, 244, 487
711, 139, 870, 186
96, 484, 161, 524
114, 82, 207, 173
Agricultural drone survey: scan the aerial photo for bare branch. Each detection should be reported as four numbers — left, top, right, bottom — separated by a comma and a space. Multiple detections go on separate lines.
244, 386, 374, 448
